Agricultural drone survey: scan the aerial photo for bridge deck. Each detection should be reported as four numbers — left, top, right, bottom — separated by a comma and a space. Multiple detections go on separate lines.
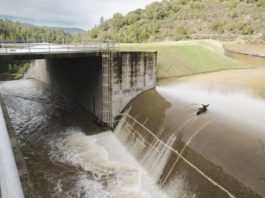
0, 50, 105, 61
0, 42, 117, 60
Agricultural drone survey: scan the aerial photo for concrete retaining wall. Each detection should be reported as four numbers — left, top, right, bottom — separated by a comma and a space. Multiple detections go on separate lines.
110, 52, 156, 125
24, 51, 157, 128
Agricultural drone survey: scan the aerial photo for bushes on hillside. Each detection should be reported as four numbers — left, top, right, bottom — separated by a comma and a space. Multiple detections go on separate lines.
85, 0, 260, 43
175, 27, 190, 40
0, 19, 71, 43
211, 20, 226, 33
241, 24, 254, 35
0, 60, 31, 74
237, 23, 254, 35
244, 0, 265, 7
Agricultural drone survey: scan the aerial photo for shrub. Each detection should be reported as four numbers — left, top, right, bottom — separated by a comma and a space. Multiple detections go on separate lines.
242, 24, 254, 35
174, 27, 190, 40
237, 22, 254, 35
211, 19, 226, 33
231, 10, 238, 18
257, 0, 265, 7
226, 23, 237, 32
230, 0, 238, 8
190, 2, 203, 9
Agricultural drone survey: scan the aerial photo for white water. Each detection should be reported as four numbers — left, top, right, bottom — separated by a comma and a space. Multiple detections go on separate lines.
48, 128, 168, 198
0, 105, 24, 198
114, 114, 195, 198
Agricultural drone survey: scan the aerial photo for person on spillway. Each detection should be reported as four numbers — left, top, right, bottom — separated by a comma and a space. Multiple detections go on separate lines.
197, 104, 209, 115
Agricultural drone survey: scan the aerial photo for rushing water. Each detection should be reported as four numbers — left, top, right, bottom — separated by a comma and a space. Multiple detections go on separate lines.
0, 80, 167, 198
1, 69, 265, 197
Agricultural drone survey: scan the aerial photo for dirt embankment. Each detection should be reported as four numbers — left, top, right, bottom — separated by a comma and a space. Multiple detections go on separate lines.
224, 44, 265, 57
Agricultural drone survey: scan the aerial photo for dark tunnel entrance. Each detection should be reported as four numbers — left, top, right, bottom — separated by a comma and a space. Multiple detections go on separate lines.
46, 57, 103, 122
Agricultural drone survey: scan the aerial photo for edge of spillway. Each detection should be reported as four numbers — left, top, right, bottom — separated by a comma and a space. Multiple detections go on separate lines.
0, 94, 36, 198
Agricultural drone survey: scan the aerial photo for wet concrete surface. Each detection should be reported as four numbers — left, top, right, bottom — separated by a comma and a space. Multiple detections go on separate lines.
115, 67, 265, 197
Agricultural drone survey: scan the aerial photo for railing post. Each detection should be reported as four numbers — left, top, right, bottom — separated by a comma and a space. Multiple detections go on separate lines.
5, 41, 7, 53
67, 37, 69, 52
14, 40, 16, 53
28, 41, 30, 53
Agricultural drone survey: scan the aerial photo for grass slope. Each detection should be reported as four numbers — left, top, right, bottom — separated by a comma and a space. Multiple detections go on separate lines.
121, 41, 249, 78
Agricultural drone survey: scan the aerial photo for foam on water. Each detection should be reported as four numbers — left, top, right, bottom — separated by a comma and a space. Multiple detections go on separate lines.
48, 129, 168, 198
114, 114, 195, 198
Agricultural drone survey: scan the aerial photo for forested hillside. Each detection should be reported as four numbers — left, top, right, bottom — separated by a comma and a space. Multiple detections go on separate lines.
0, 20, 73, 75
0, 19, 72, 43
87, 0, 265, 43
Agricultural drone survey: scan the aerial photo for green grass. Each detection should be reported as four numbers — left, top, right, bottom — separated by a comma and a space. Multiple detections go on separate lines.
120, 42, 249, 78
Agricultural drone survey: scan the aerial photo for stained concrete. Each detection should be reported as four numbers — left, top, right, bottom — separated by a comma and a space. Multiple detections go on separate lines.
110, 52, 156, 126
23, 51, 157, 128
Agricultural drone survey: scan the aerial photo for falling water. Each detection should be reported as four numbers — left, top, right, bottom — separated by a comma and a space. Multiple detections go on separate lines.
0, 80, 167, 198
114, 83, 265, 198
1, 75, 265, 197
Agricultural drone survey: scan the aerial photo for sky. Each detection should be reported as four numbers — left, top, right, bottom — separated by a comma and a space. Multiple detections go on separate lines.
0, 0, 157, 30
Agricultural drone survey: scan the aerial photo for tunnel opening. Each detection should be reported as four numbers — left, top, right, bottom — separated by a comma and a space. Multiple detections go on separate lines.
46, 56, 103, 124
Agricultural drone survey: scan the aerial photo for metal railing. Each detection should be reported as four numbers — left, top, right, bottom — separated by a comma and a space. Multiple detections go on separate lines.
0, 39, 119, 54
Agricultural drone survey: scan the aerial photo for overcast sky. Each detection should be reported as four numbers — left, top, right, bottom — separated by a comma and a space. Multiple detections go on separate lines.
0, 0, 157, 30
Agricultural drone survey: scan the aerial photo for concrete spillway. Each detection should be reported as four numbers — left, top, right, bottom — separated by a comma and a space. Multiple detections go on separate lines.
114, 82, 265, 198
1, 46, 265, 197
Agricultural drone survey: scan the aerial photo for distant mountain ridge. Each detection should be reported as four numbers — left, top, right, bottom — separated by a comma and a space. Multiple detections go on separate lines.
42, 27, 86, 36
86, 0, 265, 43
0, 15, 85, 36
0, 19, 72, 42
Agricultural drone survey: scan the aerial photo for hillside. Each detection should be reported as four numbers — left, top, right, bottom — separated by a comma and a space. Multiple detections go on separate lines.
0, 20, 73, 76
43, 27, 86, 36
121, 40, 249, 78
87, 0, 265, 43
0, 19, 72, 42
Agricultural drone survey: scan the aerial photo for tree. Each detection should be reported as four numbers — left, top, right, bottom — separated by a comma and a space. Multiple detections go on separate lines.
100, 16, 104, 25
112, 13, 126, 30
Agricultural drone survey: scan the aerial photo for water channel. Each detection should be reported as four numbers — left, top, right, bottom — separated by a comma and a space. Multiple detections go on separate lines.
1, 54, 265, 197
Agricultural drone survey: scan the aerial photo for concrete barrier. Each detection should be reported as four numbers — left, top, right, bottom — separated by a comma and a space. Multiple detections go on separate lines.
0, 104, 24, 198
0, 95, 35, 198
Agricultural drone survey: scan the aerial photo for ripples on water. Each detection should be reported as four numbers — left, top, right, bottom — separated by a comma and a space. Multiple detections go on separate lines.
0, 80, 168, 198
2, 77, 265, 198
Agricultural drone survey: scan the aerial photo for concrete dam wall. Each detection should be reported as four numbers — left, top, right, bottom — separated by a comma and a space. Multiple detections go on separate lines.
24, 51, 157, 128
114, 86, 265, 198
